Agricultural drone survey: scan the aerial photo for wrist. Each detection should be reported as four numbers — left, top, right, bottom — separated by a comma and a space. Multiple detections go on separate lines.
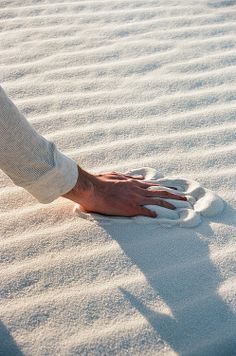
62, 165, 95, 204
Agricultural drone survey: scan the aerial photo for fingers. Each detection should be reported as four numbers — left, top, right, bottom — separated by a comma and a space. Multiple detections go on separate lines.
137, 207, 157, 218
123, 174, 144, 180
131, 180, 160, 189
109, 171, 144, 179
111, 173, 145, 180
141, 198, 176, 210
97, 172, 145, 181
112, 174, 145, 181
144, 189, 186, 201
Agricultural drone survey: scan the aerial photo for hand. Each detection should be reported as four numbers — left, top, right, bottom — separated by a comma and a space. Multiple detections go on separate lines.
62, 166, 187, 218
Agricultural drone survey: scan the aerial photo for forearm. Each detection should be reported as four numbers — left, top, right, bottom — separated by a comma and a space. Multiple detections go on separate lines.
0, 85, 78, 203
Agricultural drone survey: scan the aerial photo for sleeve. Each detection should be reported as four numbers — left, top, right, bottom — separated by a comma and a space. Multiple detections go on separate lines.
0, 85, 79, 203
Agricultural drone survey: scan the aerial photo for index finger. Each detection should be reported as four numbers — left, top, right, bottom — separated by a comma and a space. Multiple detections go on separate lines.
145, 189, 187, 201
132, 180, 160, 188
124, 174, 144, 180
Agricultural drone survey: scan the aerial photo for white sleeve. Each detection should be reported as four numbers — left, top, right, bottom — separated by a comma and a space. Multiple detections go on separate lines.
0, 85, 78, 203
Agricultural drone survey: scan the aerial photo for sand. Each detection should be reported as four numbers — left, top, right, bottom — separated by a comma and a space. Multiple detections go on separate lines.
0, 0, 236, 355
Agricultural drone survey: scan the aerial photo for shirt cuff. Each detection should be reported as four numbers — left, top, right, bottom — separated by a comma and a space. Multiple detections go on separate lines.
23, 149, 79, 204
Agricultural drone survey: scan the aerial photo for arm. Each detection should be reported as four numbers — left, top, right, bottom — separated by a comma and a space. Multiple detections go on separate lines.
0, 85, 78, 203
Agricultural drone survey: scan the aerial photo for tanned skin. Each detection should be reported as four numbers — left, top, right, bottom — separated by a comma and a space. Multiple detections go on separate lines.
62, 165, 187, 218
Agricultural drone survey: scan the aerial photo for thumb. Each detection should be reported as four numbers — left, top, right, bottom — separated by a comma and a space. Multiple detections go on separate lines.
138, 207, 157, 218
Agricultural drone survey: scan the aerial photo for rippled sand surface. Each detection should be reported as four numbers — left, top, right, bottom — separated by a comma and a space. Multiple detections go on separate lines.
0, 0, 236, 354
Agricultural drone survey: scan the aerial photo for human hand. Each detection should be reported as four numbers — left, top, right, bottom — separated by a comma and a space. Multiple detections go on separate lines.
62, 166, 187, 218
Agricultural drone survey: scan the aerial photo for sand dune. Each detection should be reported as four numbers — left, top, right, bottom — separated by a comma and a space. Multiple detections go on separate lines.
0, 0, 236, 355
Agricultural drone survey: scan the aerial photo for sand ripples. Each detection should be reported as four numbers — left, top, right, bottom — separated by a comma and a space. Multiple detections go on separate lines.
0, 0, 236, 354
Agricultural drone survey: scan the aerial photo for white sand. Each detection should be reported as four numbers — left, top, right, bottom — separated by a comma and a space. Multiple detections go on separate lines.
0, 0, 236, 355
